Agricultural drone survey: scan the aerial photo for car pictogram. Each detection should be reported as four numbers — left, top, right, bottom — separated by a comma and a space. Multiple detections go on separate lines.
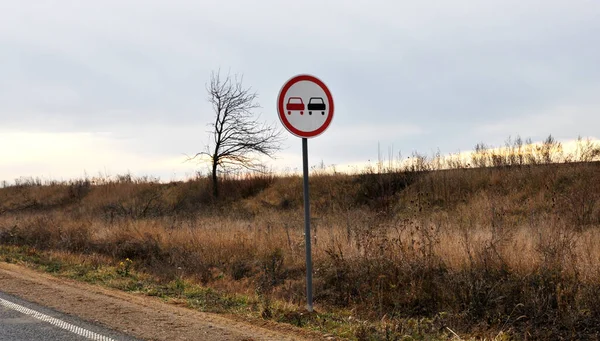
307, 97, 326, 115
286, 97, 305, 115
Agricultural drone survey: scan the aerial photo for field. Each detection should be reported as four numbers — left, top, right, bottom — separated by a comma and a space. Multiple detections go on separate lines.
1, 138, 600, 340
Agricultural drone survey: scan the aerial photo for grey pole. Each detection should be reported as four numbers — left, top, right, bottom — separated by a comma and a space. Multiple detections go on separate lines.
302, 137, 313, 312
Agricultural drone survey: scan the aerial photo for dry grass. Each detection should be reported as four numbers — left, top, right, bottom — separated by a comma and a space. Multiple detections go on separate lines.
1, 139, 600, 340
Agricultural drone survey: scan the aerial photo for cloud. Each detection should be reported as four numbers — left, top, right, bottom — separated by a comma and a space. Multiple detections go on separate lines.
476, 103, 600, 145
1, 1, 599, 179
0, 131, 198, 182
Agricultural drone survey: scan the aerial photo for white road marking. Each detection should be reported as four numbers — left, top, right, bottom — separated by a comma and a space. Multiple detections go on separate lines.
0, 297, 116, 341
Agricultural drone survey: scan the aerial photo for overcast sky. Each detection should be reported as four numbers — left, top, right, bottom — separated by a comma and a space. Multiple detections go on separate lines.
1, 0, 599, 182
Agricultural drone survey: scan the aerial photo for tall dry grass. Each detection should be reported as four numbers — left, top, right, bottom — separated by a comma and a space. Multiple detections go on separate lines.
1, 135, 600, 339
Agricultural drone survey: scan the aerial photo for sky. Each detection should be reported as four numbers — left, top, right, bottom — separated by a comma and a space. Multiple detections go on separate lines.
1, 0, 599, 182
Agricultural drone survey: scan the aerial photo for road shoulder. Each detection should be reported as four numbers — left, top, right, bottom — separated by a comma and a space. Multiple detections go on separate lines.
0, 262, 314, 341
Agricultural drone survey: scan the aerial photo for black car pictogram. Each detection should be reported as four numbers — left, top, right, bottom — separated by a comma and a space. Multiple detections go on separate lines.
307, 97, 326, 115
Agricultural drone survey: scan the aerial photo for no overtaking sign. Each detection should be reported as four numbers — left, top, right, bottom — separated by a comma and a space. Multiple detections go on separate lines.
277, 74, 334, 138
277, 74, 334, 313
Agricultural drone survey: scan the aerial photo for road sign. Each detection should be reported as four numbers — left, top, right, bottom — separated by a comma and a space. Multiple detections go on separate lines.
277, 74, 334, 138
276, 74, 334, 313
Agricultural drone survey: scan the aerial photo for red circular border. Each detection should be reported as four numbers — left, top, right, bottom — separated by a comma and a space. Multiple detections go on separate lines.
277, 74, 334, 138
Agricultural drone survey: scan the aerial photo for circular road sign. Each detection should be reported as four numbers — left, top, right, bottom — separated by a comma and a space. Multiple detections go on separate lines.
277, 74, 334, 138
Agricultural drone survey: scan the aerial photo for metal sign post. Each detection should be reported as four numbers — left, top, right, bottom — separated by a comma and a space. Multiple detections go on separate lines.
301, 137, 313, 311
277, 74, 334, 312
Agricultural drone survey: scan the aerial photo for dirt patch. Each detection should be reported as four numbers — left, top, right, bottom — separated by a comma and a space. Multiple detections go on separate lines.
0, 262, 321, 341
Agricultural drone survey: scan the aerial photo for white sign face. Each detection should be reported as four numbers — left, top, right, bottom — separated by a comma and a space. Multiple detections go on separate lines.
277, 75, 334, 138
283, 81, 330, 132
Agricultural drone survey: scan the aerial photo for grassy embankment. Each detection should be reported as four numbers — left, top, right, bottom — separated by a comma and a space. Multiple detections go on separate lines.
1, 136, 600, 340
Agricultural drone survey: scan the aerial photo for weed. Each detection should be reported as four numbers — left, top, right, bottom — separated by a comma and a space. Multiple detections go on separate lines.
116, 258, 133, 277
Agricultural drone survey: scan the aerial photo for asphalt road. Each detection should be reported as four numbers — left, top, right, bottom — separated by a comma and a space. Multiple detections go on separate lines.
0, 291, 140, 341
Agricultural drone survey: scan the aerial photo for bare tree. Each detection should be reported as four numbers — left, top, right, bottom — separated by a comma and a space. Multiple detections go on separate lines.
191, 70, 283, 197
